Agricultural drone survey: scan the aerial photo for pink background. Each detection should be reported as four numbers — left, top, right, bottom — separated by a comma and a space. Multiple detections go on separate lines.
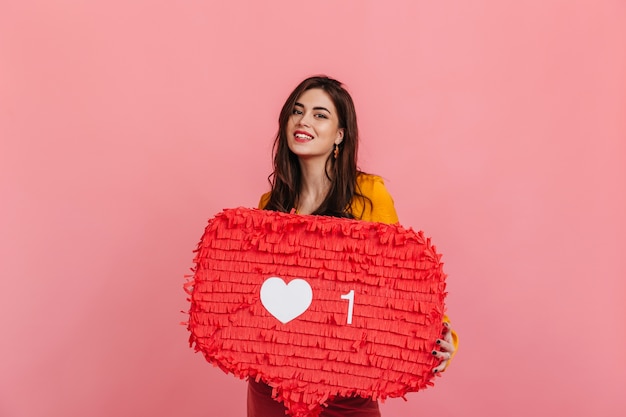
1, 1, 625, 416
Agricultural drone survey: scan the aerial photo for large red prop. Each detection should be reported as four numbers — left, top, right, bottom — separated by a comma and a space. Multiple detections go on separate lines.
185, 208, 447, 417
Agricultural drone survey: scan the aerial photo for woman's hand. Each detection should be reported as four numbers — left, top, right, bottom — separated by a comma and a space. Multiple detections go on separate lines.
432, 321, 456, 374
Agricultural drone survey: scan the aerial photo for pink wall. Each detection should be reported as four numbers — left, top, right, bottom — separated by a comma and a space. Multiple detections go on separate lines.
1, 1, 625, 416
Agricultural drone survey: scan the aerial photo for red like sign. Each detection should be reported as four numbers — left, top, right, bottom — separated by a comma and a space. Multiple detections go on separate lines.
186, 208, 447, 417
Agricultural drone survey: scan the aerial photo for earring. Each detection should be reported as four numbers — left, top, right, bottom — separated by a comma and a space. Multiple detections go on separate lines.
333, 144, 339, 159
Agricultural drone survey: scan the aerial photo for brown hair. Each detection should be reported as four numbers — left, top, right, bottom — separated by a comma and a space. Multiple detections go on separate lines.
264, 75, 367, 218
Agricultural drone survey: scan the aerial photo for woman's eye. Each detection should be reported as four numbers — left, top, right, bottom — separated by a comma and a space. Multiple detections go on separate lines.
315, 113, 328, 119
292, 108, 303, 115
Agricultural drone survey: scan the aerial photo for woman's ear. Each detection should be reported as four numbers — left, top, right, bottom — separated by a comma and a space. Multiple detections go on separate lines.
335, 128, 344, 145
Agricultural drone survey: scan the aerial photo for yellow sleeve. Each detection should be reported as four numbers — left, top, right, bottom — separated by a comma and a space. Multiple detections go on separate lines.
258, 192, 270, 210
352, 174, 399, 224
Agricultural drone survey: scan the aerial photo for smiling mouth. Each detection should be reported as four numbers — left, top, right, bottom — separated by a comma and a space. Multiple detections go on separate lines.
294, 132, 314, 142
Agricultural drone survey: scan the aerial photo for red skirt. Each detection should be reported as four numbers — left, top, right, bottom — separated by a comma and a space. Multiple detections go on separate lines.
247, 380, 381, 417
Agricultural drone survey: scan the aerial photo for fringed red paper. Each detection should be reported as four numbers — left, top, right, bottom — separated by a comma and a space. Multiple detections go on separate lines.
185, 208, 447, 417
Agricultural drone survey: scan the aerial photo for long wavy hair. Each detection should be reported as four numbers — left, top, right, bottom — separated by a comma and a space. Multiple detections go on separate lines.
264, 76, 367, 218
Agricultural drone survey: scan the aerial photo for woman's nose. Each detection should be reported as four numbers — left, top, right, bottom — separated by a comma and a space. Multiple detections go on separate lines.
296, 112, 311, 127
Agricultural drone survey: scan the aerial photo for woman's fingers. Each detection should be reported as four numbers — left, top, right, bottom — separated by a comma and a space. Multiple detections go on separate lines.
431, 349, 453, 361
432, 360, 448, 374
435, 338, 454, 353
431, 348, 452, 374
432, 322, 456, 374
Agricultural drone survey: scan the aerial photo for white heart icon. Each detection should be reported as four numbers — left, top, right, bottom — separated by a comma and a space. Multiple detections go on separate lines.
260, 277, 313, 324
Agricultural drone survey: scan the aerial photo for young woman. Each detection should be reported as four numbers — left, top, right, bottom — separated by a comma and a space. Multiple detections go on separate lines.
248, 76, 457, 417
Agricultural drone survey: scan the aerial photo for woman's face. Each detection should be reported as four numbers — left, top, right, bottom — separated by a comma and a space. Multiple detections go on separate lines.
286, 88, 344, 161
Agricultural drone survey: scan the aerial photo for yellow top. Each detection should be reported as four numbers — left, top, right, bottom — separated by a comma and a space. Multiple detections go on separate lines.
258, 172, 458, 366
257, 173, 399, 222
